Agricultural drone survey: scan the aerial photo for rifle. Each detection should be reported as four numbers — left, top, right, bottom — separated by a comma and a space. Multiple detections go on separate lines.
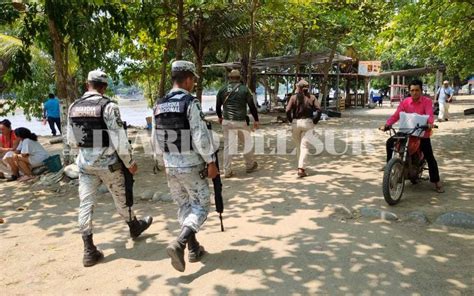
109, 159, 134, 221
206, 121, 224, 232
122, 122, 134, 220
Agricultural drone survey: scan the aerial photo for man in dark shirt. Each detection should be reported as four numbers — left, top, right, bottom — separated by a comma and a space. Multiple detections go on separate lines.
216, 70, 259, 177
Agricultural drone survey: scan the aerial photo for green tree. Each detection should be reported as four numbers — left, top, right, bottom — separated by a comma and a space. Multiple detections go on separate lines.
377, 0, 474, 81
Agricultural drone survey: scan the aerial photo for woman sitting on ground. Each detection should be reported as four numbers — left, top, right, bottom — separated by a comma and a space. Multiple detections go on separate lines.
4, 128, 49, 182
0, 119, 19, 179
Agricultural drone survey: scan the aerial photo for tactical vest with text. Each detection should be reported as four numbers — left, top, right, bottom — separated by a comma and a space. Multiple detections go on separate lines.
154, 91, 195, 153
69, 95, 111, 148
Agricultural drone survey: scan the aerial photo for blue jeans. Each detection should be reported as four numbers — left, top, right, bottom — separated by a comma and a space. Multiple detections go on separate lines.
47, 117, 61, 136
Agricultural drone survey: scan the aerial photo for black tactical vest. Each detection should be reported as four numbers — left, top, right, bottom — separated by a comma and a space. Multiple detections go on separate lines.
154, 91, 195, 153
69, 95, 111, 148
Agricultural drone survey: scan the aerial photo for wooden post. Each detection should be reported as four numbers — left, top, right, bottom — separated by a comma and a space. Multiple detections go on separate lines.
335, 64, 340, 110
355, 76, 359, 108
390, 74, 395, 105
363, 77, 369, 107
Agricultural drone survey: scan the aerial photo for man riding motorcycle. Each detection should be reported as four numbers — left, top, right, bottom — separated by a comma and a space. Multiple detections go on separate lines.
381, 79, 444, 193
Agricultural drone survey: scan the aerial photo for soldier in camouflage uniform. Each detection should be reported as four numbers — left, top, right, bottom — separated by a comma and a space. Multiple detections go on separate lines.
67, 70, 153, 267
153, 61, 218, 272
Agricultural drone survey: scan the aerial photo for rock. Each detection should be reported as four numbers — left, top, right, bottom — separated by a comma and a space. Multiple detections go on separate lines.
434, 212, 474, 229
359, 207, 398, 221
334, 205, 353, 219
140, 190, 154, 201
152, 192, 161, 202
64, 164, 79, 179
97, 184, 108, 194
152, 192, 173, 202
406, 211, 429, 224
160, 193, 173, 202
327, 205, 353, 219
49, 137, 63, 144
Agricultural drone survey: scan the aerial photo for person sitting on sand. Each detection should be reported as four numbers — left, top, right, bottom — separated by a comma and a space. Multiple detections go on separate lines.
4, 128, 49, 182
0, 119, 20, 179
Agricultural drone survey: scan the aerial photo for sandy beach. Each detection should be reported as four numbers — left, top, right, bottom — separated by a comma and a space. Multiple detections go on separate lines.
1, 96, 473, 295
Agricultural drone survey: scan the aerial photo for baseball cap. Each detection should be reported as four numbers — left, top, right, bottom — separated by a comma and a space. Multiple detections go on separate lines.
87, 70, 108, 84
171, 60, 200, 78
0, 119, 12, 129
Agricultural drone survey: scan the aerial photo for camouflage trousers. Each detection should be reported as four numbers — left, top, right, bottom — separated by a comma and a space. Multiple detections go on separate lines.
165, 163, 210, 233
78, 167, 134, 235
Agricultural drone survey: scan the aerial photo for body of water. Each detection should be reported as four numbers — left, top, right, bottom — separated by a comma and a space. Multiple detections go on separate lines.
1, 94, 270, 136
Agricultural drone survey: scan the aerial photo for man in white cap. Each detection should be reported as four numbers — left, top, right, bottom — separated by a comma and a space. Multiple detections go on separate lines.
215, 69, 259, 178
153, 61, 218, 272
435, 80, 454, 121
67, 70, 153, 267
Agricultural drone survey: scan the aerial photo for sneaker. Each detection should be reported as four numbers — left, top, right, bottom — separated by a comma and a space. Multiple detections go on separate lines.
246, 162, 258, 173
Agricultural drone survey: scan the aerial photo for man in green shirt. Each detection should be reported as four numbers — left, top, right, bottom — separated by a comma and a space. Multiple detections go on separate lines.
216, 70, 259, 178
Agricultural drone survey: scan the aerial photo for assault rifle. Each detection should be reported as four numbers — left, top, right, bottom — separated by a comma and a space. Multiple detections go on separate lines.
206, 121, 224, 232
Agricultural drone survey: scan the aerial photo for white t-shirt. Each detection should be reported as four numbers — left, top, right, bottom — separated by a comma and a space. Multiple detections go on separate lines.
19, 138, 49, 167
437, 86, 454, 104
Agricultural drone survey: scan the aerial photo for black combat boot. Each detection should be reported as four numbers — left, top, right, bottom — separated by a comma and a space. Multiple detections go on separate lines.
82, 234, 104, 267
187, 232, 206, 263
127, 216, 153, 239
166, 226, 194, 272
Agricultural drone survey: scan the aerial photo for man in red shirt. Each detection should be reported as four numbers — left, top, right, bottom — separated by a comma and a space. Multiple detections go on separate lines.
382, 80, 443, 193
0, 119, 19, 179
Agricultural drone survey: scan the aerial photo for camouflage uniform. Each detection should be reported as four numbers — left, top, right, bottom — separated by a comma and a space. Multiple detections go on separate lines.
67, 90, 135, 235
153, 87, 216, 233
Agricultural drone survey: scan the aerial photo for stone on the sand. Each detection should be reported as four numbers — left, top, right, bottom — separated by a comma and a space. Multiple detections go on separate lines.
140, 190, 154, 201
405, 211, 429, 224
359, 207, 398, 221
434, 212, 474, 229
49, 137, 63, 144
152, 192, 173, 202
326, 204, 353, 219
64, 164, 79, 179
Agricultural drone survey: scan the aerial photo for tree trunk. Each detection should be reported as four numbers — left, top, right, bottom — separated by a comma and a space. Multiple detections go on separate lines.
175, 0, 184, 59
295, 25, 306, 76
246, 0, 257, 89
47, 17, 67, 102
47, 15, 74, 164
195, 57, 203, 102
158, 46, 169, 100
321, 42, 338, 110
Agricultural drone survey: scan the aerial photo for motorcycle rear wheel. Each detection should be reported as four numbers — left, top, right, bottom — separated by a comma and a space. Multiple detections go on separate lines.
383, 158, 405, 205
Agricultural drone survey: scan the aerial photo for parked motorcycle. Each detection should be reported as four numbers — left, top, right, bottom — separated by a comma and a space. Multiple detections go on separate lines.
381, 124, 437, 205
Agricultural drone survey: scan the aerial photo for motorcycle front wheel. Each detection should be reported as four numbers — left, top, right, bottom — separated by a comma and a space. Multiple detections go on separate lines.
383, 158, 405, 205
